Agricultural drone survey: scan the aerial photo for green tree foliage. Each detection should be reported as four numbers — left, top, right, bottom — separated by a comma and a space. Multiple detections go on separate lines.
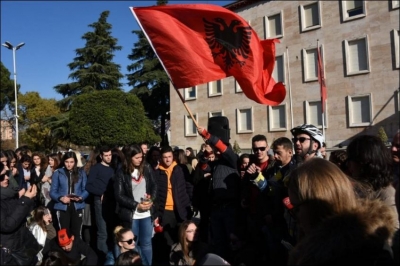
18, 92, 60, 153
233, 140, 242, 154
377, 126, 389, 144
54, 10, 123, 110
0, 62, 17, 111
126, 0, 170, 146
69, 90, 160, 147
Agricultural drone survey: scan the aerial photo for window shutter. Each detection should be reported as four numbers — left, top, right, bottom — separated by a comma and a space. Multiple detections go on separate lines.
349, 39, 367, 72
268, 14, 281, 36
240, 109, 252, 130
273, 55, 284, 82
304, 3, 319, 27
271, 106, 286, 128
309, 102, 322, 126
306, 49, 318, 79
352, 97, 370, 123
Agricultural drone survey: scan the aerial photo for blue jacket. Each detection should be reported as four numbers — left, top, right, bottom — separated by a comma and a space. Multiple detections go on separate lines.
50, 168, 89, 211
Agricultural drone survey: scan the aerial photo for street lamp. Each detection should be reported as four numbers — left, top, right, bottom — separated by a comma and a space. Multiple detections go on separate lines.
2, 41, 25, 149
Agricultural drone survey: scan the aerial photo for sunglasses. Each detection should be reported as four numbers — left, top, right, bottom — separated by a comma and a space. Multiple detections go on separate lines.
121, 236, 137, 245
252, 147, 267, 152
292, 137, 311, 143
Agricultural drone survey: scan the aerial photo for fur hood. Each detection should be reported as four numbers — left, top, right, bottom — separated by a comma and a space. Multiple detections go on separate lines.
289, 199, 397, 265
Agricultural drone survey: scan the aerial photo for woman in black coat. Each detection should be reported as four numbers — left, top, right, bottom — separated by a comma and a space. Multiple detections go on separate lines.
114, 144, 157, 266
0, 163, 38, 265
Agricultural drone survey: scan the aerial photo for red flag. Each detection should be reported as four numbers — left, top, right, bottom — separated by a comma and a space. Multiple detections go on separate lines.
317, 46, 327, 113
131, 4, 286, 106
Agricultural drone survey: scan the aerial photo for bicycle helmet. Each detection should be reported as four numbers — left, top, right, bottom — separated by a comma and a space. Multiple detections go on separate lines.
290, 124, 324, 149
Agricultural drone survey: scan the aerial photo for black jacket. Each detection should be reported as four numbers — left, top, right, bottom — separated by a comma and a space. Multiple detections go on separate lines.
114, 163, 158, 225
42, 237, 98, 265
1, 190, 35, 264
155, 164, 192, 222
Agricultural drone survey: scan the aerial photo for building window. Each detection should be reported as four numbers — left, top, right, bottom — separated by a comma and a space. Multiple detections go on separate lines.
394, 29, 400, 69
347, 94, 372, 127
184, 86, 197, 100
305, 100, 327, 128
235, 79, 242, 93
345, 36, 370, 75
208, 80, 223, 96
302, 47, 318, 82
264, 11, 283, 39
268, 104, 287, 131
236, 107, 253, 133
341, 1, 366, 21
392, 0, 400, 10
273, 54, 285, 84
300, 2, 321, 32
184, 114, 198, 136
209, 111, 223, 118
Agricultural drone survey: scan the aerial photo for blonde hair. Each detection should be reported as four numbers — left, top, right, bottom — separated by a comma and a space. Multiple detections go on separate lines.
74, 151, 83, 168
114, 226, 132, 244
289, 158, 358, 217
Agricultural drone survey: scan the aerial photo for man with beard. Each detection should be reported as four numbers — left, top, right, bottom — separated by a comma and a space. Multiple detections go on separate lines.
290, 124, 324, 165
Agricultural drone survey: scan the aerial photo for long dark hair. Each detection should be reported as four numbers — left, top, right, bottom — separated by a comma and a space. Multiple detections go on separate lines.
28, 206, 49, 232
32, 152, 48, 174
122, 145, 144, 175
346, 135, 393, 191
48, 153, 61, 173
111, 147, 126, 173
61, 152, 79, 184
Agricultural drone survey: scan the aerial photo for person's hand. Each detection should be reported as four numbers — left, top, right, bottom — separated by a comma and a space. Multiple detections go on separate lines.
24, 185, 37, 199
138, 197, 153, 211
197, 126, 205, 135
246, 163, 260, 175
60, 196, 71, 204
101, 194, 104, 203
41, 175, 49, 183
70, 196, 82, 202
18, 188, 26, 198
12, 168, 17, 176
24, 175, 31, 181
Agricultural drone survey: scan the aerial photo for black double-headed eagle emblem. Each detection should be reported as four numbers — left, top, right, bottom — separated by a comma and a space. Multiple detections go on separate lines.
203, 17, 252, 70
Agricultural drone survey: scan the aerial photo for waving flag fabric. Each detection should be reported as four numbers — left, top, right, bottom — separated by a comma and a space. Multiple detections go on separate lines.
131, 4, 286, 106
317, 46, 327, 113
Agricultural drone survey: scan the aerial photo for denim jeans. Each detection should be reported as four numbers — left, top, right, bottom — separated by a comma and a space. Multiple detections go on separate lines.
94, 198, 108, 255
132, 217, 153, 266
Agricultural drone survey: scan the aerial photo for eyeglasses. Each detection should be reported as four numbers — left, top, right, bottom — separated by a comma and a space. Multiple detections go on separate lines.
121, 235, 137, 245
252, 147, 267, 152
292, 137, 311, 143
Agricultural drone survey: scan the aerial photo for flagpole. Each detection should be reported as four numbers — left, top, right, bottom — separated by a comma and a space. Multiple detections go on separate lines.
317, 39, 326, 139
131, 8, 199, 128
286, 46, 294, 129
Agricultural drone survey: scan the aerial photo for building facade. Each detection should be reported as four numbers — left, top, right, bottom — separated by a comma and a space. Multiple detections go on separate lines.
169, 0, 399, 153
1, 119, 13, 141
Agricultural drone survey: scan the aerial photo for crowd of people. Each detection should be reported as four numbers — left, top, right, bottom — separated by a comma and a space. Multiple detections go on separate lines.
1, 123, 399, 266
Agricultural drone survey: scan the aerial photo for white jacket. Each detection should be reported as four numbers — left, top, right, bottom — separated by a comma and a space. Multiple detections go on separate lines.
29, 223, 47, 262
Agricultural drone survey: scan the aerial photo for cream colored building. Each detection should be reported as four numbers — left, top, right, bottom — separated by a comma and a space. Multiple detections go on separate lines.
169, 0, 399, 153
1, 119, 13, 141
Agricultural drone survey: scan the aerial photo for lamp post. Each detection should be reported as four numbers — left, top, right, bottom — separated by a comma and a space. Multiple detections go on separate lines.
2, 41, 24, 149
